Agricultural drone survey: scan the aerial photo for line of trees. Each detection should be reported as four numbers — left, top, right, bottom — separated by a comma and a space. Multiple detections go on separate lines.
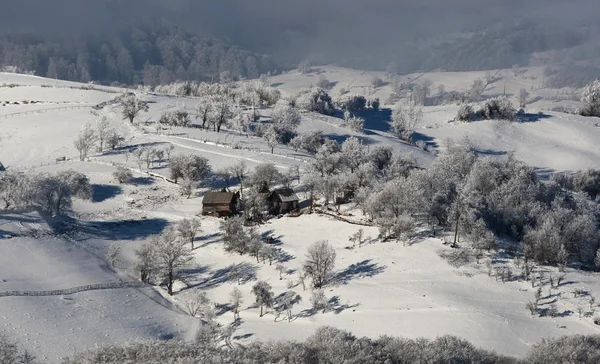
58, 326, 600, 364
0, 21, 277, 86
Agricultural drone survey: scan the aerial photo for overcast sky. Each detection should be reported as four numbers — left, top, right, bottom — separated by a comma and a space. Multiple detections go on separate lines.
1, 0, 598, 65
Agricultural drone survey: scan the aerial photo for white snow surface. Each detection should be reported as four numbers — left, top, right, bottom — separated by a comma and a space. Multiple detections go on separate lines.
1, 70, 600, 361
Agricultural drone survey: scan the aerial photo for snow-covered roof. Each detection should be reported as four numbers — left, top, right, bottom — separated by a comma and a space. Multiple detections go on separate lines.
202, 192, 236, 205
271, 188, 299, 203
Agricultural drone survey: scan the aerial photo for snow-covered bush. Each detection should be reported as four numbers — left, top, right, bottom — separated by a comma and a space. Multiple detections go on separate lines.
456, 103, 475, 122
336, 94, 367, 113
389, 100, 423, 142
113, 166, 133, 184
159, 105, 191, 127
289, 131, 325, 154
581, 79, 600, 117
371, 77, 384, 88
169, 154, 212, 183
316, 75, 331, 89
294, 87, 335, 116
480, 97, 516, 120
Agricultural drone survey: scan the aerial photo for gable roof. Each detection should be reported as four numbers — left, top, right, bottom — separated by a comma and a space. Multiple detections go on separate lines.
271, 188, 299, 203
202, 192, 236, 205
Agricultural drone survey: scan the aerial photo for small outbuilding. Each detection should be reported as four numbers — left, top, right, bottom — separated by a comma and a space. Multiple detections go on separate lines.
269, 188, 300, 215
202, 191, 239, 217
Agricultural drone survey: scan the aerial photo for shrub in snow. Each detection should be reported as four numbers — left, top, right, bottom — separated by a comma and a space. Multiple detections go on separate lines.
336, 94, 367, 113
480, 97, 516, 120
581, 79, 600, 117
455, 103, 475, 122
371, 76, 384, 88
113, 166, 133, 184
169, 154, 211, 183
295, 87, 335, 116
371, 97, 381, 110
316, 75, 331, 89
289, 131, 325, 154
389, 100, 423, 142
159, 105, 191, 127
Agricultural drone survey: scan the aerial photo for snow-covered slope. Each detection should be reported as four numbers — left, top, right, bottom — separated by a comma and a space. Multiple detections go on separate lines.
1, 69, 600, 362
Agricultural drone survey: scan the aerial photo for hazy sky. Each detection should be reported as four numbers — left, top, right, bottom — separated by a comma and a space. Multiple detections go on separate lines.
1, 0, 598, 65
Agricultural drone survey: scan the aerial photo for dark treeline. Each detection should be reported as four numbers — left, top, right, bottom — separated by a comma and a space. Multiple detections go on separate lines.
0, 20, 277, 87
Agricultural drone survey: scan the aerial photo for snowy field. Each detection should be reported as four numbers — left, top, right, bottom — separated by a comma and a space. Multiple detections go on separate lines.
1, 69, 600, 362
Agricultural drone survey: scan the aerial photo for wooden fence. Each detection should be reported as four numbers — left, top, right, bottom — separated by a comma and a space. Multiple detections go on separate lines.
0, 281, 145, 298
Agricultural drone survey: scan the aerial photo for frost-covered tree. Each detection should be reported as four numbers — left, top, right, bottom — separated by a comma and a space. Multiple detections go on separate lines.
220, 216, 247, 254
154, 227, 194, 295
336, 95, 367, 113
96, 117, 111, 152
581, 79, 600, 117
340, 137, 366, 173
229, 160, 248, 197
270, 99, 301, 142
209, 93, 234, 132
279, 291, 302, 322
33, 170, 91, 216
303, 240, 336, 288
389, 100, 422, 142
177, 218, 202, 250
263, 125, 279, 154
310, 289, 329, 313
456, 103, 475, 122
0, 334, 37, 364
345, 114, 365, 133
317, 75, 331, 89
297, 60, 312, 74
251, 281, 274, 316
469, 78, 485, 101
118, 92, 148, 124
250, 163, 281, 191
195, 96, 214, 129
289, 131, 325, 154
519, 88, 530, 107
229, 287, 243, 324
107, 243, 122, 268
133, 243, 156, 283
0, 171, 27, 210
74, 122, 97, 161
159, 104, 191, 127
179, 289, 209, 317
169, 154, 212, 183
481, 97, 516, 120
106, 130, 124, 150
295, 87, 335, 115
371, 77, 384, 89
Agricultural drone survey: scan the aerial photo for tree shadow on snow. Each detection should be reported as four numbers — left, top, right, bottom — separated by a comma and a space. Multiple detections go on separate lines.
46, 215, 169, 241
333, 259, 386, 285
91, 184, 122, 202
191, 262, 258, 290
131, 177, 156, 186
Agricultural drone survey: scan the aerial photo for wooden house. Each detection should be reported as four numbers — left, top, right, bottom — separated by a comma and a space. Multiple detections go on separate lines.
269, 188, 300, 215
202, 191, 239, 217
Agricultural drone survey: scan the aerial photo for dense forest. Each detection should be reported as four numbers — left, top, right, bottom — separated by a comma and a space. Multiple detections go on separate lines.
0, 21, 277, 86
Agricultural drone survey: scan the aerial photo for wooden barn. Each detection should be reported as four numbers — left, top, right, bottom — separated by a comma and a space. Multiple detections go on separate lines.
269, 188, 300, 215
202, 191, 239, 217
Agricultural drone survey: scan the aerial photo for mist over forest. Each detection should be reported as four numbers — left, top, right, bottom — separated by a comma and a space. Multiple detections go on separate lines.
1, 0, 599, 85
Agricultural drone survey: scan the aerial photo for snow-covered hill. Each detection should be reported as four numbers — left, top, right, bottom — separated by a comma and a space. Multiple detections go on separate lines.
1, 69, 600, 362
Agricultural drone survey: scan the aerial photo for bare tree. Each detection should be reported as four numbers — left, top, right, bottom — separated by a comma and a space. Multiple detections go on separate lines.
275, 264, 286, 280
106, 130, 124, 150
303, 240, 337, 288
74, 122, 97, 161
154, 227, 194, 295
118, 92, 149, 124
177, 218, 202, 250
279, 291, 302, 322
179, 289, 209, 317
107, 243, 122, 268
96, 117, 111, 152
165, 144, 175, 161
519, 88, 530, 107
310, 289, 329, 313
